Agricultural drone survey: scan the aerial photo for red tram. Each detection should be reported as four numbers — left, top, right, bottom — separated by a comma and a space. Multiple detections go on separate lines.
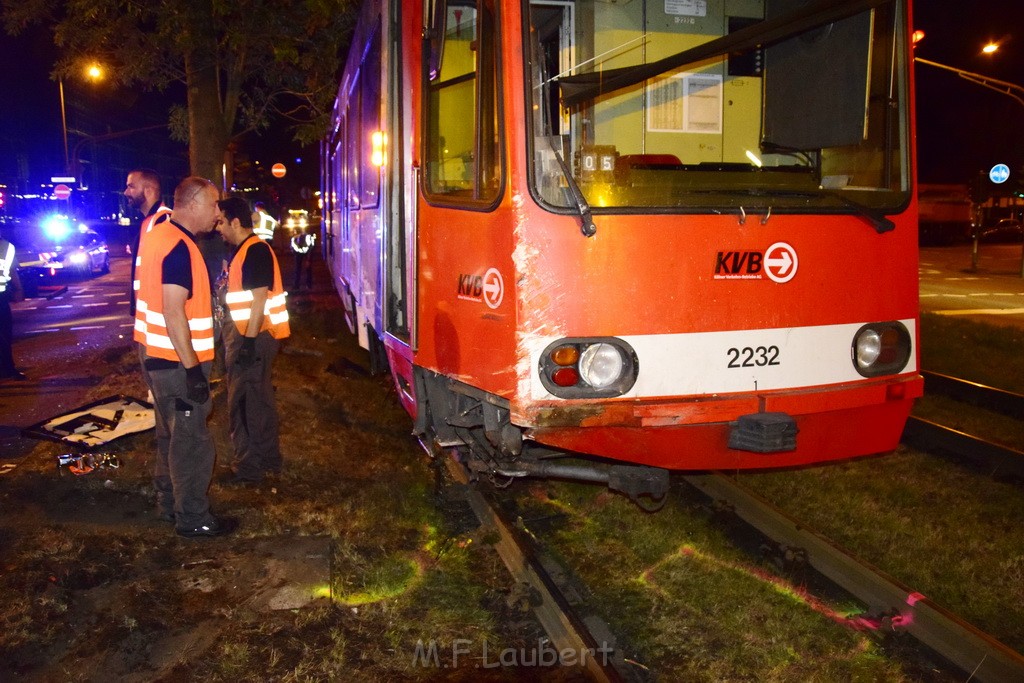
321, 0, 923, 503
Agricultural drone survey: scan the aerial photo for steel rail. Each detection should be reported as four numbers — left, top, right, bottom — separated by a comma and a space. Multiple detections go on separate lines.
921, 371, 1024, 418
902, 417, 1024, 480
442, 456, 631, 682
682, 473, 1024, 683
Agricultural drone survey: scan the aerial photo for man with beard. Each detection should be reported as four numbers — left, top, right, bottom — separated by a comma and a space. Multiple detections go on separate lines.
124, 168, 171, 317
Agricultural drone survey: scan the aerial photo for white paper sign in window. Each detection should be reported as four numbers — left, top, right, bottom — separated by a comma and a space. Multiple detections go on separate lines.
647, 73, 722, 134
684, 74, 722, 134
665, 0, 707, 17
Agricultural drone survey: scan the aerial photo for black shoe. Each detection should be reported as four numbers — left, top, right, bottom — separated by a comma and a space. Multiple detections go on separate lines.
176, 515, 238, 538
1, 371, 26, 381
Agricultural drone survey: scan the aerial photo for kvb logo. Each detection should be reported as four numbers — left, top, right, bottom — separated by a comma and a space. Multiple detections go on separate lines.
457, 267, 505, 309
713, 242, 798, 283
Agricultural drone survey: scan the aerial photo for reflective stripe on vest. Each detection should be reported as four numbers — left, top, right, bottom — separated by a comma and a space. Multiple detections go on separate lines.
254, 212, 277, 241
0, 241, 13, 293
226, 236, 290, 339
290, 233, 315, 254
133, 221, 215, 361
132, 205, 172, 294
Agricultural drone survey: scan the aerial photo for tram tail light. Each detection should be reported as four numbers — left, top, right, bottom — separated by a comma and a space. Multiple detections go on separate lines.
852, 322, 911, 377
539, 338, 638, 398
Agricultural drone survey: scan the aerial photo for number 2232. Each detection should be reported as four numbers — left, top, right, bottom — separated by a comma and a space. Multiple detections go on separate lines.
726, 346, 780, 368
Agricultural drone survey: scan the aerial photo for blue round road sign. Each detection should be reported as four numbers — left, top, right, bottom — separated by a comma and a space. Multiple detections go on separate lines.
989, 164, 1010, 184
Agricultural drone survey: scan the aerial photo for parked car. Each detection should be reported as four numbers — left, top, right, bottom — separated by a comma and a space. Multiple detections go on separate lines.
977, 218, 1023, 243
16, 216, 110, 296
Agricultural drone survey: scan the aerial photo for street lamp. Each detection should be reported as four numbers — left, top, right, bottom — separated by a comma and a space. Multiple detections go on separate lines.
58, 62, 105, 176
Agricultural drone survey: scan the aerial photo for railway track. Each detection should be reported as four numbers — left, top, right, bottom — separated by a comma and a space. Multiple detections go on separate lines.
902, 371, 1024, 480
445, 451, 1024, 681
682, 473, 1024, 683
436, 374, 1024, 681
441, 456, 642, 682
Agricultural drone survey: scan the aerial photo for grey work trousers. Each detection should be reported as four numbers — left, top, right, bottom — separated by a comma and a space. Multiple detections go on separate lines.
140, 347, 216, 529
224, 326, 282, 480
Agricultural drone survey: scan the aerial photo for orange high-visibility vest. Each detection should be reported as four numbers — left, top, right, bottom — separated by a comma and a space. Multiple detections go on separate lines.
132, 204, 172, 295
134, 220, 215, 361
225, 235, 290, 339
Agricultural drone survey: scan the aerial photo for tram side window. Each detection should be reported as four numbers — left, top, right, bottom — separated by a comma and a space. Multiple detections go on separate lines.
362, 28, 382, 208
346, 87, 361, 211
424, 0, 501, 204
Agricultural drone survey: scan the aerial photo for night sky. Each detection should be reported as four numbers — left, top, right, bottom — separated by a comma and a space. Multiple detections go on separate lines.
913, 0, 1024, 184
1, 1, 1023, 192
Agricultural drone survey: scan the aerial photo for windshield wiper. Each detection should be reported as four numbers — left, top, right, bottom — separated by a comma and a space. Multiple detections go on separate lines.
551, 150, 597, 238
558, 0, 892, 108
824, 191, 896, 233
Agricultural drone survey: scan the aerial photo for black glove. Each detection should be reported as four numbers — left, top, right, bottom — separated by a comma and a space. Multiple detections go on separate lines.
184, 364, 209, 405
237, 337, 257, 369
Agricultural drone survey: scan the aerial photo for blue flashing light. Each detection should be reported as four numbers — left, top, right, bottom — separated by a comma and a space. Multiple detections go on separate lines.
43, 215, 73, 241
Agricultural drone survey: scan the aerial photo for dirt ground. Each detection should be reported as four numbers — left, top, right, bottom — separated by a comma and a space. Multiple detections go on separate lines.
0, 257, 554, 682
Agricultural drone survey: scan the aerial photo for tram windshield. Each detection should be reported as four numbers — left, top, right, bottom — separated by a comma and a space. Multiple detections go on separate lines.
526, 0, 911, 219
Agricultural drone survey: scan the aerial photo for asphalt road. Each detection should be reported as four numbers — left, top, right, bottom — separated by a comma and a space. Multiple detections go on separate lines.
920, 242, 1024, 328
0, 254, 138, 460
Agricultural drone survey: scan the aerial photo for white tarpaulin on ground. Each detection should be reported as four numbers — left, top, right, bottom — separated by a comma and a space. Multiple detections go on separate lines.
24, 395, 154, 449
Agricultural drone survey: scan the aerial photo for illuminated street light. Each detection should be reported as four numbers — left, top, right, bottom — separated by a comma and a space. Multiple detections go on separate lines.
982, 42, 999, 54
58, 62, 105, 176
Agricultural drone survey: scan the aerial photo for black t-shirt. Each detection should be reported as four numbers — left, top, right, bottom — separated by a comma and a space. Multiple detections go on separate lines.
161, 221, 197, 296
239, 237, 274, 290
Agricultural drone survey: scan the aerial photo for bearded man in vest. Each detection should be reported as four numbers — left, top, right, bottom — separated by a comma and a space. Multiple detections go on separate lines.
216, 196, 290, 485
134, 176, 236, 538
124, 168, 172, 317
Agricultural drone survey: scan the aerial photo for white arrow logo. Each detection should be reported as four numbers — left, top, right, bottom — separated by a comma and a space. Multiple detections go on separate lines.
764, 242, 798, 283
483, 268, 504, 309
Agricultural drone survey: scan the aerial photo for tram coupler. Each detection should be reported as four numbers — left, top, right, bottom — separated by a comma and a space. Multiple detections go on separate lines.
490, 460, 670, 508
607, 465, 670, 506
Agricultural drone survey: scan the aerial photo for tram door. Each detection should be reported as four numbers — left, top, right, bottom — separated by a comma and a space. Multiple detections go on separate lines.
384, 0, 410, 344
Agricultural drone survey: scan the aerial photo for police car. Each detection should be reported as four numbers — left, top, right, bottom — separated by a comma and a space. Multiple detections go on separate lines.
17, 215, 110, 296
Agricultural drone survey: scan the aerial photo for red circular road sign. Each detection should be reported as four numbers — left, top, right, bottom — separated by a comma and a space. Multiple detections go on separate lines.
54, 184, 72, 200
271, 163, 287, 178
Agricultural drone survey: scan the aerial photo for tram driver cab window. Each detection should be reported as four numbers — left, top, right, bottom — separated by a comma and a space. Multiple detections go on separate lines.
424, 0, 501, 205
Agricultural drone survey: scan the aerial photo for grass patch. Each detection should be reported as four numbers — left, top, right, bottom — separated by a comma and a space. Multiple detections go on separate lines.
920, 312, 1024, 392
0, 287, 543, 681
737, 450, 1024, 653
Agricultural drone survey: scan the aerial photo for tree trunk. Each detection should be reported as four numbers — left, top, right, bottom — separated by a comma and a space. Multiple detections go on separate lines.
183, 7, 229, 189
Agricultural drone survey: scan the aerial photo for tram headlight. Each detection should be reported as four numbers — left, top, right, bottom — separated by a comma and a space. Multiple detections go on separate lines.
579, 343, 625, 389
852, 322, 911, 377
539, 338, 638, 398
